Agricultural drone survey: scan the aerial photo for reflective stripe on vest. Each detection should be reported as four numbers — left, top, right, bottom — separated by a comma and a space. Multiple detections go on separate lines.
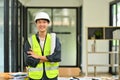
50, 33, 56, 54
28, 66, 58, 72
28, 33, 59, 79
28, 67, 43, 72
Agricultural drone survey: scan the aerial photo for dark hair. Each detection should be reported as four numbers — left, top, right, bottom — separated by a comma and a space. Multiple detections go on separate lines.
35, 19, 50, 23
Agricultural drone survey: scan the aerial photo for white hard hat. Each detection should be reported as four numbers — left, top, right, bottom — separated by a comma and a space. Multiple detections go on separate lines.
34, 12, 50, 23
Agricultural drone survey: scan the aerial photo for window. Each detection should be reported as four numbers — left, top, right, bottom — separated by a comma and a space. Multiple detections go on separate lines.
111, 1, 120, 26
110, 0, 120, 74
0, 0, 4, 72
27, 8, 78, 66
110, 1, 120, 48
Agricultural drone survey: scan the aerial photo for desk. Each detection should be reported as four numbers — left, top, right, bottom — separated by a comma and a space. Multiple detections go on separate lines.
0, 73, 13, 79
0, 72, 28, 80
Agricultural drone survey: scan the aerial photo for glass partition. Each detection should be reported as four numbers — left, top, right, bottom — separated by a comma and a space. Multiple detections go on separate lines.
9, 0, 12, 72
112, 4, 116, 26
110, 1, 120, 74
27, 8, 77, 66
52, 9, 77, 66
0, 0, 4, 72
117, 2, 120, 26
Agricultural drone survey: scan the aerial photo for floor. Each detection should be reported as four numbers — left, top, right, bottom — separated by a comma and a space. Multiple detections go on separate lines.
59, 67, 119, 80
0, 68, 118, 80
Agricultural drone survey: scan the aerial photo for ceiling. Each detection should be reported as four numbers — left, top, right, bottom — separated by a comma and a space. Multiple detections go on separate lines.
19, 0, 83, 7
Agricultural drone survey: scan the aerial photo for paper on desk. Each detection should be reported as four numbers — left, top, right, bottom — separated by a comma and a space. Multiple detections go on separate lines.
9, 72, 28, 80
9, 72, 27, 76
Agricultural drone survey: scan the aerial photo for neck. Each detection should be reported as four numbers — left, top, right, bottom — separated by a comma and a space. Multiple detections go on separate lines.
39, 31, 47, 38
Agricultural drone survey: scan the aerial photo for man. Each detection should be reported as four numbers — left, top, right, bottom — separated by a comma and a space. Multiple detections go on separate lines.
24, 12, 61, 80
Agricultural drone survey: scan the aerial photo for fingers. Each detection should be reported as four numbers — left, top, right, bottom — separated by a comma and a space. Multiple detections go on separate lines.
29, 54, 39, 59
27, 50, 34, 55
29, 48, 33, 51
27, 48, 34, 55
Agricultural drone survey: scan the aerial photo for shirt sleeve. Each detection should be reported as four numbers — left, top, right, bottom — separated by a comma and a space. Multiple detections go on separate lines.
24, 40, 31, 66
46, 37, 61, 62
24, 40, 40, 67
24, 40, 31, 53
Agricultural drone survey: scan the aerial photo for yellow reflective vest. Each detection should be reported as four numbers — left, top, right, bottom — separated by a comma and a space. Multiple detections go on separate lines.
28, 33, 59, 79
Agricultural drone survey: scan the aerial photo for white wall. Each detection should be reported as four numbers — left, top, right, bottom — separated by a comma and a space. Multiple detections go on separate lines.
19, 0, 83, 7
82, 0, 114, 73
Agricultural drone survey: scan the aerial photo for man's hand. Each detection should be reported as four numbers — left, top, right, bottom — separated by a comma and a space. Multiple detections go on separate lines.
27, 49, 48, 62
27, 49, 39, 59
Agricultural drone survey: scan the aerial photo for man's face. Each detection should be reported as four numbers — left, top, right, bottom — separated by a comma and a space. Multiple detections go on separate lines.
36, 19, 49, 32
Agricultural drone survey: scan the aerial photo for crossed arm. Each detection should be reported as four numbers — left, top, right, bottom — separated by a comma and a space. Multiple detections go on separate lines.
24, 37, 61, 67
27, 49, 48, 63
